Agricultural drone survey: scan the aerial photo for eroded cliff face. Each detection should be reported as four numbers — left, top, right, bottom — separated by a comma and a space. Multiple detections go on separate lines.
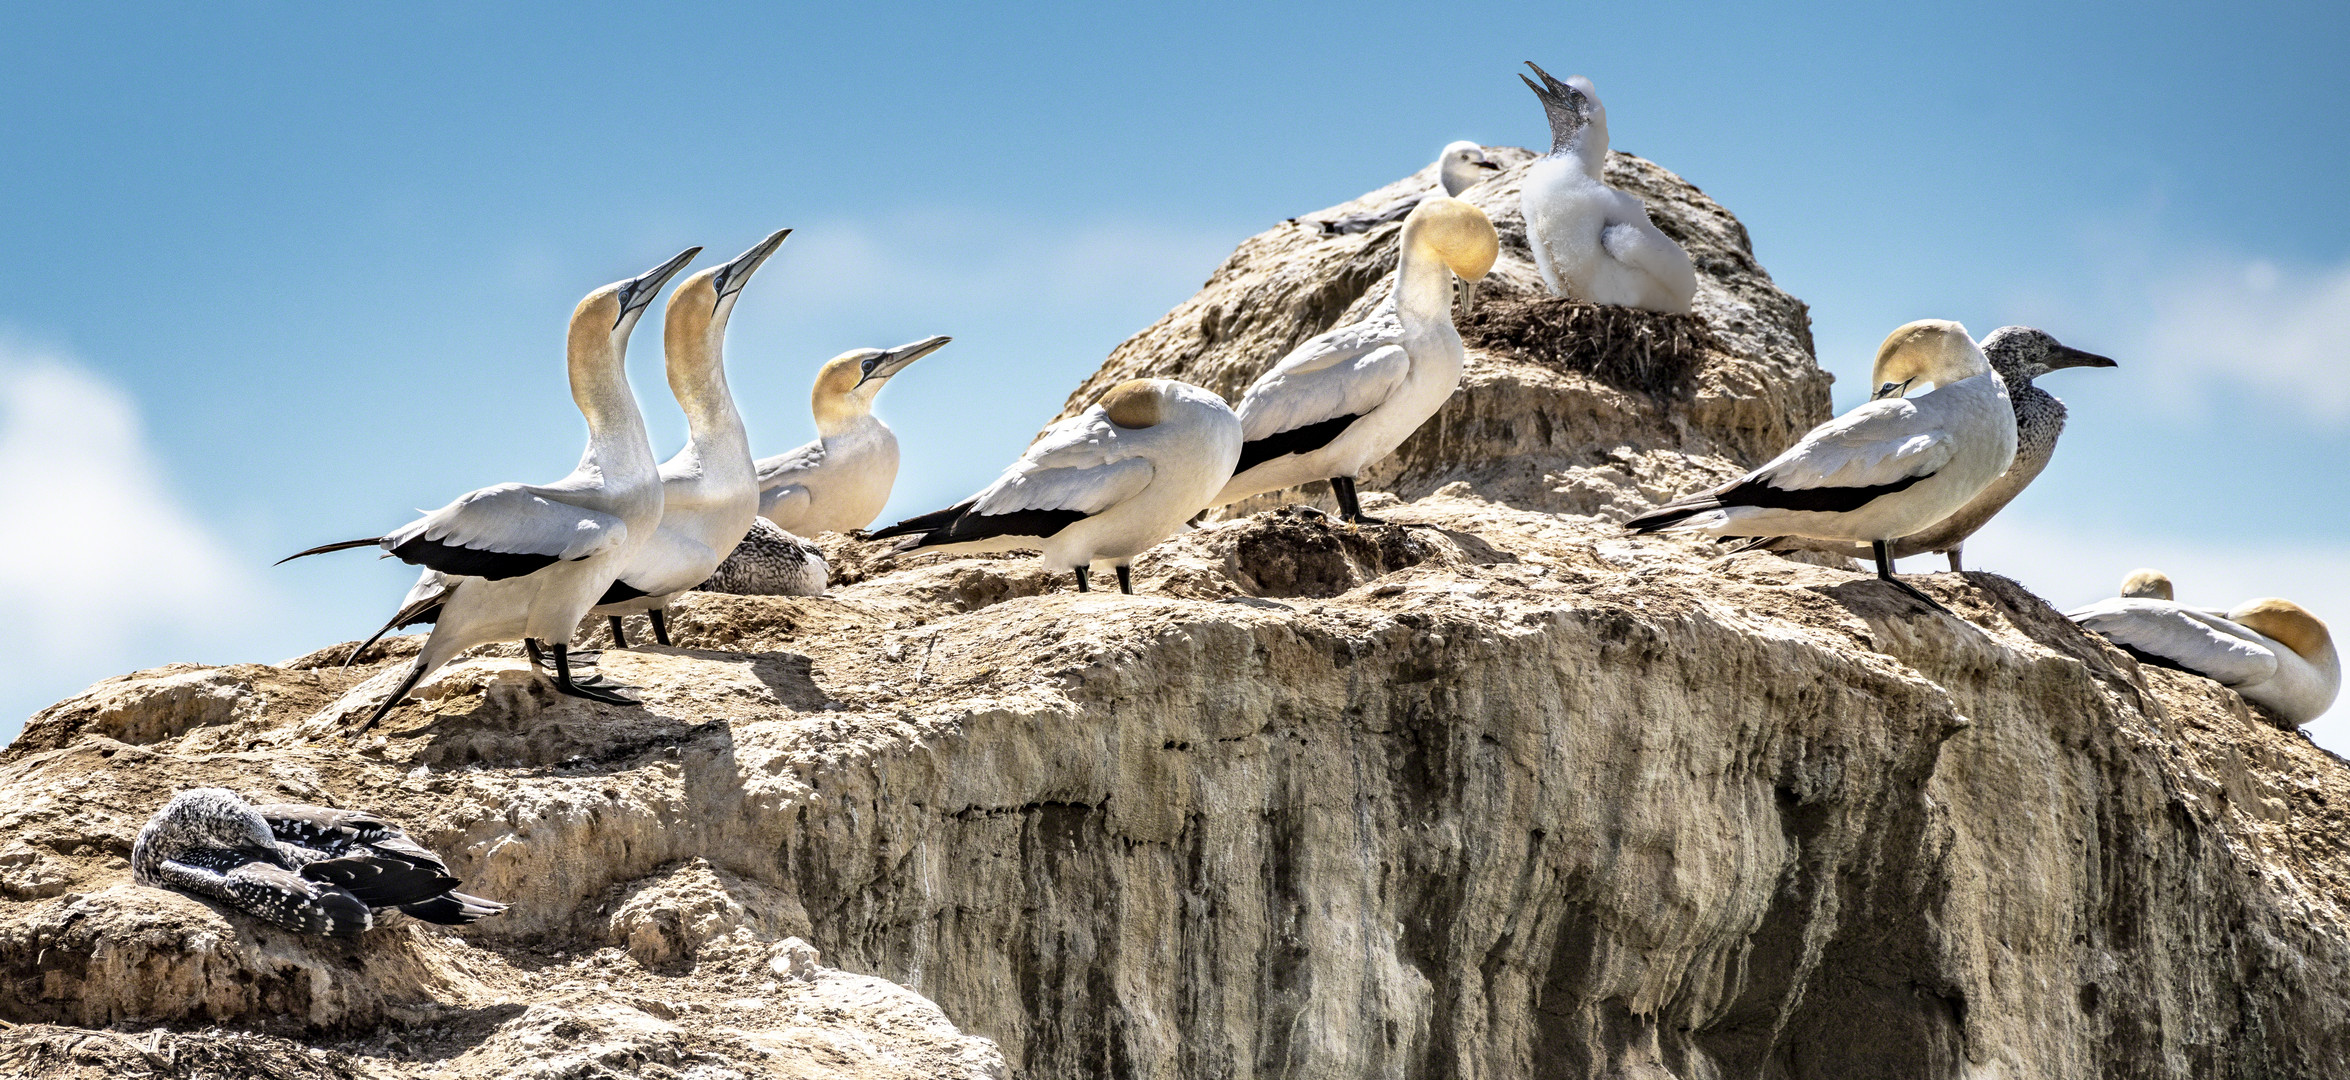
5, 153, 2349, 1080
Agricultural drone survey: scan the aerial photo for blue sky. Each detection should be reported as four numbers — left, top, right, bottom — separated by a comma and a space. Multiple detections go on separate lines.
3, 3, 2345, 744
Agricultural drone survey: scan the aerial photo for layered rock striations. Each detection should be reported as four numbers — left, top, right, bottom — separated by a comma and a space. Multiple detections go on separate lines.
2, 151, 2346, 1079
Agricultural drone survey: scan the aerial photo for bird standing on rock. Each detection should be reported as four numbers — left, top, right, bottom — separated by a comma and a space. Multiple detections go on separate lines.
1625, 320, 2018, 609
282, 248, 695, 729
1517, 62, 1696, 314
756, 335, 953, 536
870, 378, 1242, 594
1209, 194, 1499, 524
1312, 141, 1503, 235
2069, 575, 2339, 725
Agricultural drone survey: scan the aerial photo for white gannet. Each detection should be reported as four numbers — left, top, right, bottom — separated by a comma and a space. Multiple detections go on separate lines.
1313, 141, 1503, 235
1210, 194, 1498, 524
133, 789, 498, 936
698, 518, 830, 596
1517, 62, 1696, 314
283, 248, 694, 727
591, 229, 790, 648
1738, 327, 2116, 571
2069, 579, 2339, 725
756, 335, 953, 536
869, 378, 1242, 594
1624, 320, 2019, 607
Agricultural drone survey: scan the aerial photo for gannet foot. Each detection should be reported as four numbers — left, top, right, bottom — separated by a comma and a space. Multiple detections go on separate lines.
1885, 576, 1955, 616
1344, 513, 1392, 527
555, 677, 642, 706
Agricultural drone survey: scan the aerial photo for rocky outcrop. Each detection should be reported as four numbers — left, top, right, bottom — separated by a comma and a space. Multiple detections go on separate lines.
5, 151, 2349, 1080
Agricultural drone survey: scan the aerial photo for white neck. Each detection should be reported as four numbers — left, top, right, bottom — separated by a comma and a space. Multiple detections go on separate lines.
1393, 234, 1459, 327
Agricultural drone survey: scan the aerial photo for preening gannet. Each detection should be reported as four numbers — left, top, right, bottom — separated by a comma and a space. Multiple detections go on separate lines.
698, 518, 829, 596
869, 378, 1241, 593
134, 789, 500, 936
592, 229, 790, 648
1624, 320, 2019, 607
1517, 62, 1696, 314
1738, 327, 2116, 571
283, 248, 695, 728
2069, 579, 2339, 725
757, 335, 953, 536
1314, 141, 1502, 235
1210, 194, 1499, 524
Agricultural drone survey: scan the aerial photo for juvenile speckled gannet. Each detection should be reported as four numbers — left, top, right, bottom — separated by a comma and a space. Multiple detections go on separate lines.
134, 789, 500, 936
1517, 62, 1696, 314
1209, 194, 1499, 524
591, 229, 790, 648
1313, 141, 1503, 235
2068, 578, 2340, 725
1624, 320, 2018, 608
1739, 327, 2116, 571
697, 518, 829, 596
869, 378, 1242, 594
283, 248, 696, 728
756, 335, 953, 536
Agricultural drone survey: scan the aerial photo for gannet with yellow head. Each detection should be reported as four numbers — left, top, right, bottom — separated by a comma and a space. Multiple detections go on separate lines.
2069, 576, 2339, 725
281, 247, 696, 727
1626, 319, 2019, 609
1517, 62, 1696, 313
755, 335, 952, 537
1211, 193, 1499, 524
870, 378, 1241, 594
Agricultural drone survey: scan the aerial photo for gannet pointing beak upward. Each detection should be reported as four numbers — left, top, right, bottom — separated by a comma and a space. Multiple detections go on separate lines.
1517, 61, 1697, 314
2069, 577, 2340, 725
754, 334, 952, 537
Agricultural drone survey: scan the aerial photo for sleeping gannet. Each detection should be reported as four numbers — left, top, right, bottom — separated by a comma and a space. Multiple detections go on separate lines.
1624, 320, 2018, 607
1517, 62, 1696, 314
698, 518, 830, 596
1313, 141, 1502, 235
869, 378, 1241, 594
756, 335, 953, 536
1737, 327, 2116, 571
134, 789, 500, 936
2069, 580, 2339, 725
283, 248, 694, 728
592, 229, 789, 648
1209, 194, 1498, 524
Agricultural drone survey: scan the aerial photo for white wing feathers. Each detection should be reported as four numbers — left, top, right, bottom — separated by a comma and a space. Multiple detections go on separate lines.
2067, 599, 2283, 687
1746, 400, 1957, 493
1600, 218, 1696, 297
1236, 330, 1412, 444
757, 440, 825, 487
971, 408, 1157, 518
386, 483, 628, 561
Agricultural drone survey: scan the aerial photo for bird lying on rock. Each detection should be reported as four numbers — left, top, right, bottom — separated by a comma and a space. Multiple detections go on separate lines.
871, 378, 1241, 594
1625, 320, 2018, 610
2068, 575, 2339, 725
1210, 194, 1499, 524
1310, 141, 1502, 235
698, 517, 830, 596
1518, 62, 1696, 314
133, 789, 502, 936
1733, 326, 2116, 571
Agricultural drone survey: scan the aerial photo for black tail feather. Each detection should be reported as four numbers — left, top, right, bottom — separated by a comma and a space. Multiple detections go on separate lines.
399, 891, 507, 925
277, 538, 381, 565
869, 498, 980, 542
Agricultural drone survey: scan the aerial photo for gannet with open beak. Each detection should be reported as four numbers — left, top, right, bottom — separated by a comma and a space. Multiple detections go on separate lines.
1517, 62, 1696, 314
1624, 320, 2018, 607
756, 335, 952, 537
869, 378, 1241, 594
282, 248, 694, 728
1314, 141, 1503, 235
1210, 194, 1498, 524
1738, 327, 2116, 571
591, 229, 789, 648
2069, 577, 2339, 725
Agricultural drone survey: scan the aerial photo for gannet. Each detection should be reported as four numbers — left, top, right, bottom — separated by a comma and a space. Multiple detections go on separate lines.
1314, 141, 1502, 235
1624, 320, 2019, 607
698, 518, 830, 596
1517, 62, 1696, 314
2069, 579, 2339, 725
591, 229, 789, 648
869, 378, 1241, 593
133, 789, 498, 936
1737, 327, 2116, 571
255, 801, 505, 925
283, 248, 694, 727
1209, 194, 1498, 524
756, 335, 953, 536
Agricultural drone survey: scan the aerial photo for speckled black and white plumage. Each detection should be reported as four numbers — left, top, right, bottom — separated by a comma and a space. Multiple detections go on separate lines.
696, 518, 829, 597
131, 788, 503, 936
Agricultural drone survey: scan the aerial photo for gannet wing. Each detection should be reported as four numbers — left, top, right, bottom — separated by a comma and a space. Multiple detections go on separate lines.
257, 804, 449, 872
757, 439, 826, 487
382, 483, 629, 581
872, 408, 1155, 546
760, 484, 812, 521
1626, 399, 1957, 531
1317, 194, 1424, 236
1237, 337, 1410, 445
601, 532, 723, 602
1600, 218, 1696, 299
2066, 599, 2282, 687
296, 854, 460, 910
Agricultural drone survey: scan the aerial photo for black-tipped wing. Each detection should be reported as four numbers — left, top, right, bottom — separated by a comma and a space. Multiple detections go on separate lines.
597, 578, 653, 606
1235, 413, 1362, 474
298, 855, 461, 910
259, 803, 451, 874
400, 891, 508, 925
377, 483, 629, 581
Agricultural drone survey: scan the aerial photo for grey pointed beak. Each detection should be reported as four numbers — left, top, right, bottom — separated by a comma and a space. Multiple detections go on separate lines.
1872, 378, 1915, 401
854, 334, 952, 388
713, 228, 790, 310
1475, 159, 1502, 171
616, 246, 702, 328
2048, 344, 2118, 371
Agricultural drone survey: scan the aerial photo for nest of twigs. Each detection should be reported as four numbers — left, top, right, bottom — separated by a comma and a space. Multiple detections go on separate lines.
1459, 296, 1718, 400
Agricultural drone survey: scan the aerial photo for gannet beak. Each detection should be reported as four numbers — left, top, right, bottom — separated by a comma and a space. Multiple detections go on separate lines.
1458, 278, 1480, 316
855, 334, 953, 388
616, 246, 702, 328
713, 228, 790, 310
1872, 378, 1915, 401
1475, 159, 1502, 171
2047, 344, 2118, 371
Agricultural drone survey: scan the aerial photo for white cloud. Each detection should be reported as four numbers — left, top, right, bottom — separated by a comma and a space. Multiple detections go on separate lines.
0, 340, 263, 707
